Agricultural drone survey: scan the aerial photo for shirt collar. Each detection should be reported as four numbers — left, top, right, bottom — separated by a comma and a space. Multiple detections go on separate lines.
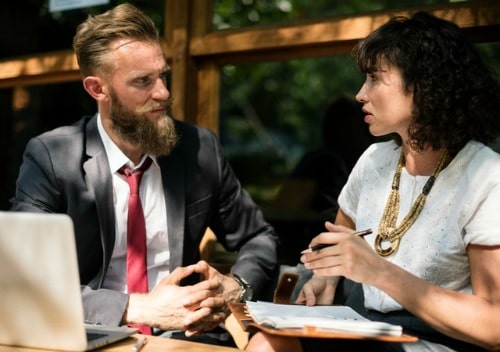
96, 114, 158, 173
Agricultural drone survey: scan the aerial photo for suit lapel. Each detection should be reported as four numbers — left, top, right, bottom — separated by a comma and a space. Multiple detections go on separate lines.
158, 152, 185, 271
83, 116, 115, 287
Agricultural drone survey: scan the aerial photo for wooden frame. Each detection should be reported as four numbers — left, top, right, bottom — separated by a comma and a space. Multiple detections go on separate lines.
0, 1, 499, 133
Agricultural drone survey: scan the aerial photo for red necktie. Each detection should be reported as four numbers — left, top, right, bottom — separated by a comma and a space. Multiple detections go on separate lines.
119, 157, 153, 335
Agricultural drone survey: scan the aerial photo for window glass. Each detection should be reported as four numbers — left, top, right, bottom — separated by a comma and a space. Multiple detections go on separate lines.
0, 83, 94, 210
220, 55, 361, 197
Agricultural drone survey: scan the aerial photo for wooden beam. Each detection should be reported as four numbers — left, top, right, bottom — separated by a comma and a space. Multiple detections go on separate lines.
0, 50, 79, 88
166, 0, 215, 128
195, 62, 220, 133
190, 0, 219, 132
166, 0, 190, 122
0, 72, 81, 88
190, 2, 500, 63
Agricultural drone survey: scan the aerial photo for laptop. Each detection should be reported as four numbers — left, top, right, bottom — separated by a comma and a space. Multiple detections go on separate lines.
0, 211, 137, 351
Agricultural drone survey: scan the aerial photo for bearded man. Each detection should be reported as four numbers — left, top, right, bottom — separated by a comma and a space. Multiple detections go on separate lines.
10, 4, 278, 347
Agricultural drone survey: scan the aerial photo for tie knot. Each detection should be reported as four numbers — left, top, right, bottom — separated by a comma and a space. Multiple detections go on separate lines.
119, 157, 153, 175
119, 157, 152, 194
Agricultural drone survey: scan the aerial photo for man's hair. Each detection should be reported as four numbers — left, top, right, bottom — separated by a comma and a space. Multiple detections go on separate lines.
352, 11, 500, 155
73, 3, 160, 77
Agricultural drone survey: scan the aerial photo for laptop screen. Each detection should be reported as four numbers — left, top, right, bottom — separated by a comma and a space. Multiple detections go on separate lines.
0, 211, 135, 351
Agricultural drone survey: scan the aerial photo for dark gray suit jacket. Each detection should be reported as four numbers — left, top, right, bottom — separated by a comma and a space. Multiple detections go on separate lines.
11, 115, 279, 325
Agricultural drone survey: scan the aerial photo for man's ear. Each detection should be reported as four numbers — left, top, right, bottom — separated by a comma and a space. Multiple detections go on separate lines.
83, 76, 107, 100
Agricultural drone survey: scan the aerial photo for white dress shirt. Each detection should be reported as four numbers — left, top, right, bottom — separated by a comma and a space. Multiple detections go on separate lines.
97, 115, 170, 293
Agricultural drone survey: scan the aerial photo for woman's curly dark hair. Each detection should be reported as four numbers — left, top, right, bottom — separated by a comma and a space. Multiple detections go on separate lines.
352, 11, 500, 156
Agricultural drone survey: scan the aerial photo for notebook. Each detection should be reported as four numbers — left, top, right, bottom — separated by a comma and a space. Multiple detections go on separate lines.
0, 211, 137, 351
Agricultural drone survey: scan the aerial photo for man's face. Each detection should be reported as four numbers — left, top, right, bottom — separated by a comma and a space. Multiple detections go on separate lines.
105, 39, 178, 156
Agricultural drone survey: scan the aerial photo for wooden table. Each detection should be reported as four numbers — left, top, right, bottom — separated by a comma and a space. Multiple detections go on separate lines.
0, 334, 241, 352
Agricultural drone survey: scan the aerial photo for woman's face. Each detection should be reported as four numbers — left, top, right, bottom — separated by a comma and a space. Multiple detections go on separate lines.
355, 62, 414, 140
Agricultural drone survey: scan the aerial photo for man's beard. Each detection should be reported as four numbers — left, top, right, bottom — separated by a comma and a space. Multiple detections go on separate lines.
109, 90, 179, 157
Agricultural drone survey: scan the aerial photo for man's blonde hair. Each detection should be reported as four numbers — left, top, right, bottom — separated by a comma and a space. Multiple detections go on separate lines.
73, 3, 160, 77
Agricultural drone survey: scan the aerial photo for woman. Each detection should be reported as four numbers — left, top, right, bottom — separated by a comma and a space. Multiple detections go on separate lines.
246, 11, 500, 352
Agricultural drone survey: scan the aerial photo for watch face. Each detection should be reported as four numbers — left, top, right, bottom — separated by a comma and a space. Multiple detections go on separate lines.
242, 286, 253, 301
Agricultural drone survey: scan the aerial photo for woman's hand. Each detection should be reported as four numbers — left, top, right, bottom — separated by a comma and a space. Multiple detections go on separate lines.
300, 222, 385, 286
294, 275, 339, 306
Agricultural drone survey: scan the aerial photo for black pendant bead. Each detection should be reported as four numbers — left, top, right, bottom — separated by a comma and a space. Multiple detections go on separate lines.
374, 234, 400, 257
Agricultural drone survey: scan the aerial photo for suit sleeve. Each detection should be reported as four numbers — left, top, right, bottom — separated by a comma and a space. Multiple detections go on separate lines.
81, 286, 129, 326
10, 137, 64, 213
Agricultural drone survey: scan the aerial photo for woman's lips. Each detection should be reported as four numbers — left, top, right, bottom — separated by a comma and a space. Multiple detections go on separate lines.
362, 109, 373, 123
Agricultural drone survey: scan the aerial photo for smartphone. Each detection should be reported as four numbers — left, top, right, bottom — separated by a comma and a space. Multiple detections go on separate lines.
273, 272, 299, 304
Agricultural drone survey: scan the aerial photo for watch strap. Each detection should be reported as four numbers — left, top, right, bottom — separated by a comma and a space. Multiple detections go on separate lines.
230, 273, 253, 302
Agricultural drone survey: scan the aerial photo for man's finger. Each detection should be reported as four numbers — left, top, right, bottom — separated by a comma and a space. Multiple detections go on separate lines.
161, 265, 196, 284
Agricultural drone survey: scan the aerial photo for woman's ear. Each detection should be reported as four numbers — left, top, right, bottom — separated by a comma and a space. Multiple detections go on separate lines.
83, 76, 106, 100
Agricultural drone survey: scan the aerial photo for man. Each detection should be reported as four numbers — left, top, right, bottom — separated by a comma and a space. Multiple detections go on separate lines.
11, 3, 278, 345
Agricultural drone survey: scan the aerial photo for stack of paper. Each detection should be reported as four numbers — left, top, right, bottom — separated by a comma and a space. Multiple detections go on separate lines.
245, 301, 402, 337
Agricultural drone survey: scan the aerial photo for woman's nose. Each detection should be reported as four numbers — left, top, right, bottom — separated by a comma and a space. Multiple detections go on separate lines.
355, 85, 368, 103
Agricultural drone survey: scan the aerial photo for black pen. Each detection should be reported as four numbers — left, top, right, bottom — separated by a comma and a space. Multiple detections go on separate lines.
300, 229, 373, 254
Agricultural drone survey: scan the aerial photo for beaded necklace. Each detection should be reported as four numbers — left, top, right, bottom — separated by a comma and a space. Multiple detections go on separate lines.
375, 149, 448, 256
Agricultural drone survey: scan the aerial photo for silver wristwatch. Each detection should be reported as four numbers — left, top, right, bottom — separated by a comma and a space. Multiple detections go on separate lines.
230, 273, 253, 302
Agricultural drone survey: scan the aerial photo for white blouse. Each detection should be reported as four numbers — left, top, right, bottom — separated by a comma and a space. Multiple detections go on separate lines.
338, 140, 500, 312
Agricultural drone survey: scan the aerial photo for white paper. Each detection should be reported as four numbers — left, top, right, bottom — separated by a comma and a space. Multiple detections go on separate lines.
246, 301, 402, 336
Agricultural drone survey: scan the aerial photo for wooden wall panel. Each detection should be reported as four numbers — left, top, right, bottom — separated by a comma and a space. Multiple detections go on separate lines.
189, 2, 500, 63
195, 62, 220, 133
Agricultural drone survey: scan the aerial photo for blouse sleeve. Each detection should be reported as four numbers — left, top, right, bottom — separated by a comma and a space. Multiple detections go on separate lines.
463, 176, 500, 246
337, 144, 378, 224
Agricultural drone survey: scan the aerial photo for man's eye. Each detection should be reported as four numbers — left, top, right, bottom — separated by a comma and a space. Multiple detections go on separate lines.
160, 72, 171, 86
138, 78, 150, 84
